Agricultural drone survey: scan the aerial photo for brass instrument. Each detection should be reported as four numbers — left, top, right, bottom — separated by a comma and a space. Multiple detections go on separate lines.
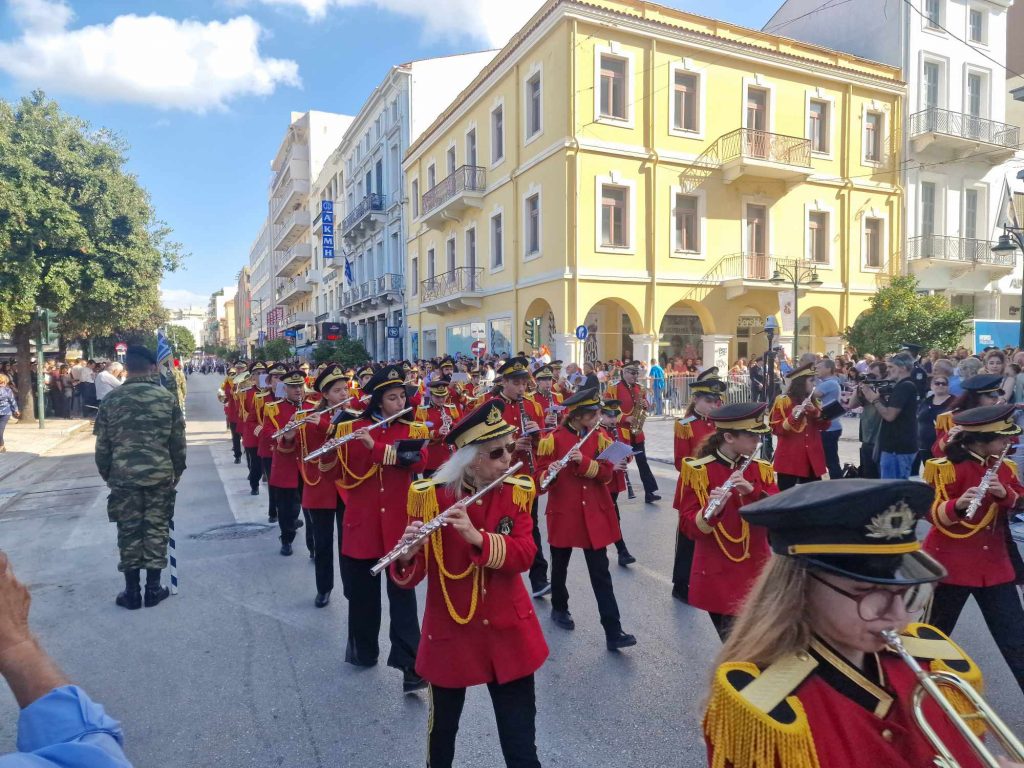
702, 446, 760, 522
518, 398, 537, 474
964, 444, 1011, 522
303, 407, 413, 462
371, 461, 525, 576
539, 428, 597, 491
881, 629, 1024, 768
631, 383, 649, 435
272, 399, 351, 439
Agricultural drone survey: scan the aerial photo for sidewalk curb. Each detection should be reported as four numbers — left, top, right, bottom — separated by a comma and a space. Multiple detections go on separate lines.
0, 421, 90, 484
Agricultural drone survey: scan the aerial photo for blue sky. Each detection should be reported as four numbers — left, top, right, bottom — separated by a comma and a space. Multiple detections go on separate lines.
0, 0, 783, 310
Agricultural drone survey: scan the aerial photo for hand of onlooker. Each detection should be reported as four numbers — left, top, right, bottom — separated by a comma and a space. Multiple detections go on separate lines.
0, 551, 31, 658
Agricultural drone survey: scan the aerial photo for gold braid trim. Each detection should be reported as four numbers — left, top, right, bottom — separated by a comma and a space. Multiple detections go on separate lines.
924, 459, 997, 538
297, 424, 322, 487
756, 459, 775, 486
537, 432, 555, 457
334, 420, 378, 489
597, 431, 613, 454
680, 459, 710, 507
705, 663, 820, 768
418, 483, 480, 625
407, 480, 439, 520
509, 477, 535, 513
675, 420, 693, 440
713, 519, 752, 563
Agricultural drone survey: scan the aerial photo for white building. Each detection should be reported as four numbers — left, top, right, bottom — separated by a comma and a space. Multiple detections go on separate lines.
247, 221, 272, 351
270, 110, 353, 355
766, 0, 1022, 321
313, 52, 497, 361
167, 307, 207, 349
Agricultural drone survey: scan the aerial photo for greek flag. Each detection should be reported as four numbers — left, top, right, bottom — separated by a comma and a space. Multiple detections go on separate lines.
344, 258, 354, 285
156, 329, 173, 363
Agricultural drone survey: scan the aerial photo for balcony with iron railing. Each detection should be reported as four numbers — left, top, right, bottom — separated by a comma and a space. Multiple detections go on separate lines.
274, 241, 312, 278
717, 128, 812, 185
339, 272, 404, 311
273, 208, 309, 252
909, 108, 1019, 162
342, 193, 387, 242
421, 166, 486, 227
276, 275, 313, 304
419, 267, 483, 313
907, 235, 1012, 267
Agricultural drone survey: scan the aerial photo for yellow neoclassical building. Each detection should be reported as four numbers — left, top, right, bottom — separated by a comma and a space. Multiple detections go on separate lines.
403, 0, 903, 368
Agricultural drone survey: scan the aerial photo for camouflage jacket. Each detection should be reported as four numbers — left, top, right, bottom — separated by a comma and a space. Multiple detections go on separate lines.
94, 374, 187, 488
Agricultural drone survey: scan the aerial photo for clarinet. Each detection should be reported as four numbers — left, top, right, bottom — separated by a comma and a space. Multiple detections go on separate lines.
371, 461, 524, 576
701, 445, 761, 522
518, 398, 537, 474
964, 444, 1011, 522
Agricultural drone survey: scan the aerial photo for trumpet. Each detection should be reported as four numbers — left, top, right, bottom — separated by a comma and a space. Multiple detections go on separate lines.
539, 428, 597, 491
701, 445, 760, 522
272, 399, 352, 439
964, 444, 1010, 522
303, 407, 413, 462
371, 461, 524, 576
881, 629, 1024, 768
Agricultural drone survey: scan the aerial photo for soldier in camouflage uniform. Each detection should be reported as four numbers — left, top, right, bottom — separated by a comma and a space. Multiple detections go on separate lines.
94, 345, 187, 610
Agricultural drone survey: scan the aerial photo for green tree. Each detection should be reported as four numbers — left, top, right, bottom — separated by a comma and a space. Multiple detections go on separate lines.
165, 325, 196, 359
0, 91, 183, 417
843, 276, 971, 357
260, 338, 293, 362
313, 338, 371, 368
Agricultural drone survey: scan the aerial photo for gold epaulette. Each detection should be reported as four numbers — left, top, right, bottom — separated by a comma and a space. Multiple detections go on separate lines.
415, 406, 430, 422
770, 395, 792, 420
504, 473, 536, 512
407, 478, 440, 521
406, 420, 430, 440
897, 623, 985, 734
923, 457, 954, 489
334, 420, 354, 438
754, 458, 776, 486
681, 456, 713, 506
675, 420, 693, 440
263, 401, 279, 422
597, 430, 613, 454
1005, 458, 1018, 476
934, 411, 954, 433
621, 427, 631, 441
537, 432, 555, 457
705, 654, 820, 768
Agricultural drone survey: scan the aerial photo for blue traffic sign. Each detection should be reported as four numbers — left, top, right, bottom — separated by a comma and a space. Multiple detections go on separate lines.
283, 329, 297, 339
575, 325, 589, 341
386, 326, 400, 339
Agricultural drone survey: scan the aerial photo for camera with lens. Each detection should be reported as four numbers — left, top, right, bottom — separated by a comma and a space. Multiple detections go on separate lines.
859, 376, 895, 399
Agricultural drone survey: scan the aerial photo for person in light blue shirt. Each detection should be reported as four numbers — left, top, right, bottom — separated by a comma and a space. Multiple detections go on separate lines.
813, 358, 844, 480
647, 359, 665, 415
0, 551, 132, 768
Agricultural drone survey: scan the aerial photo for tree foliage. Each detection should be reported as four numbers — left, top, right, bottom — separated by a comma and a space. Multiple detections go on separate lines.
843, 276, 971, 357
259, 338, 293, 362
0, 91, 183, 412
165, 325, 196, 359
313, 338, 371, 368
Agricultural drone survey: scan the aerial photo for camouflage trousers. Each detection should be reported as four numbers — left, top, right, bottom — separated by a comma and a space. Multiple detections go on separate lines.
107, 483, 177, 572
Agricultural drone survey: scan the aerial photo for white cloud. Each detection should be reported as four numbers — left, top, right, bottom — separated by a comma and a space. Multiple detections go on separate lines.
162, 288, 210, 311
0, 1, 301, 112
252, 0, 543, 47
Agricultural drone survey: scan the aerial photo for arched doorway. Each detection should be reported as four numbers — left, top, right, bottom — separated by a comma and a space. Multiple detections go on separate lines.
579, 298, 644, 363
796, 307, 839, 357
524, 297, 555, 355
658, 300, 712, 368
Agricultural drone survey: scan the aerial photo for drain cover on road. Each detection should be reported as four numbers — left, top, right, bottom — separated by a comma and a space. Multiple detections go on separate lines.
190, 523, 276, 541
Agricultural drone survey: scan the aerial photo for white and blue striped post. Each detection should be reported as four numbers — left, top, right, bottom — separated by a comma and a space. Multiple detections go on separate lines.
169, 517, 179, 595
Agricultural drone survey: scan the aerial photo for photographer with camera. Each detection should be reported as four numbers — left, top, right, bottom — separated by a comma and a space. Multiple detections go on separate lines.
857, 353, 918, 479
842, 360, 888, 478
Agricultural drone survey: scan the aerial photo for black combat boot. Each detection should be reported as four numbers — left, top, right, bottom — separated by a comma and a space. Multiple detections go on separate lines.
144, 569, 170, 607
115, 569, 142, 610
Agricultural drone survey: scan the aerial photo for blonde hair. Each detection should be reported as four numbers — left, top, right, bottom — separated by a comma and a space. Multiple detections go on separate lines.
0, 374, 8, 387
712, 555, 812, 671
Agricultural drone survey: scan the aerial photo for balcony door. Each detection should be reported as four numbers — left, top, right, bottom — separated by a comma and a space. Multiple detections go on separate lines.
746, 87, 769, 158
746, 204, 769, 279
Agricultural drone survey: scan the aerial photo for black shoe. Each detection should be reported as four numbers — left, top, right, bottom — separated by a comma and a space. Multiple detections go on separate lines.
606, 630, 637, 651
296, 518, 304, 529
268, 514, 277, 523
618, 551, 636, 567
531, 581, 552, 598
115, 589, 142, 610
144, 585, 170, 607
234, 456, 241, 464
308, 550, 315, 560
551, 609, 575, 630
280, 541, 293, 556
314, 591, 331, 608
402, 669, 427, 694
250, 488, 259, 496
671, 586, 688, 604
645, 493, 661, 503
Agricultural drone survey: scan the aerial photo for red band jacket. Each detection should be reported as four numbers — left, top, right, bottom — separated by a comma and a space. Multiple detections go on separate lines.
677, 452, 776, 616
769, 395, 829, 478
298, 410, 343, 510
390, 474, 549, 688
415, 401, 463, 472
266, 399, 302, 489
256, 394, 280, 460
240, 388, 261, 449
536, 425, 620, 550
672, 415, 717, 520
495, 394, 545, 481
224, 380, 238, 424
923, 454, 1023, 587
600, 424, 630, 495
607, 381, 647, 444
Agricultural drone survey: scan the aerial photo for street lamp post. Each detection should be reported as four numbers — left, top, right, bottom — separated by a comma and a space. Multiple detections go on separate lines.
761, 315, 779, 460
769, 259, 824, 361
992, 230, 1024, 348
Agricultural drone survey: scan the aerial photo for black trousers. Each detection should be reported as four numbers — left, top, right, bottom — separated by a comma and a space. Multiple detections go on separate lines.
427, 674, 540, 768
776, 473, 820, 491
929, 582, 1024, 694
708, 612, 736, 642
309, 500, 344, 594
339, 555, 420, 670
528, 499, 548, 591
859, 443, 880, 479
245, 447, 262, 491
274, 485, 301, 544
672, 531, 695, 599
631, 441, 658, 494
229, 422, 242, 459
821, 430, 843, 480
301, 508, 314, 553
261, 458, 275, 518
549, 545, 621, 635
610, 492, 628, 553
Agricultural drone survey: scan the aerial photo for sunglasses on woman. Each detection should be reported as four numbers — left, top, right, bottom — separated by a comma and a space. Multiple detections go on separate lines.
932, 380, 948, 386
486, 442, 518, 460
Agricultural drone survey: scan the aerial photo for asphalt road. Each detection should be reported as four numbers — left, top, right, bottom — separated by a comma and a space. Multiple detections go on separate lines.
0, 374, 1022, 767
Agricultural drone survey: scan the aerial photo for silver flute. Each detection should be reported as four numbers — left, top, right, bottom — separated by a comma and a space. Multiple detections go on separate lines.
303, 407, 413, 462
964, 444, 1010, 522
701, 445, 761, 522
272, 399, 351, 439
370, 461, 524, 576
539, 428, 597, 491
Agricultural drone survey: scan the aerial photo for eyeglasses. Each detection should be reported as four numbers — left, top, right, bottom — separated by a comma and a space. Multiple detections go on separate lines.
932, 380, 949, 386
809, 572, 932, 621
486, 442, 517, 460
